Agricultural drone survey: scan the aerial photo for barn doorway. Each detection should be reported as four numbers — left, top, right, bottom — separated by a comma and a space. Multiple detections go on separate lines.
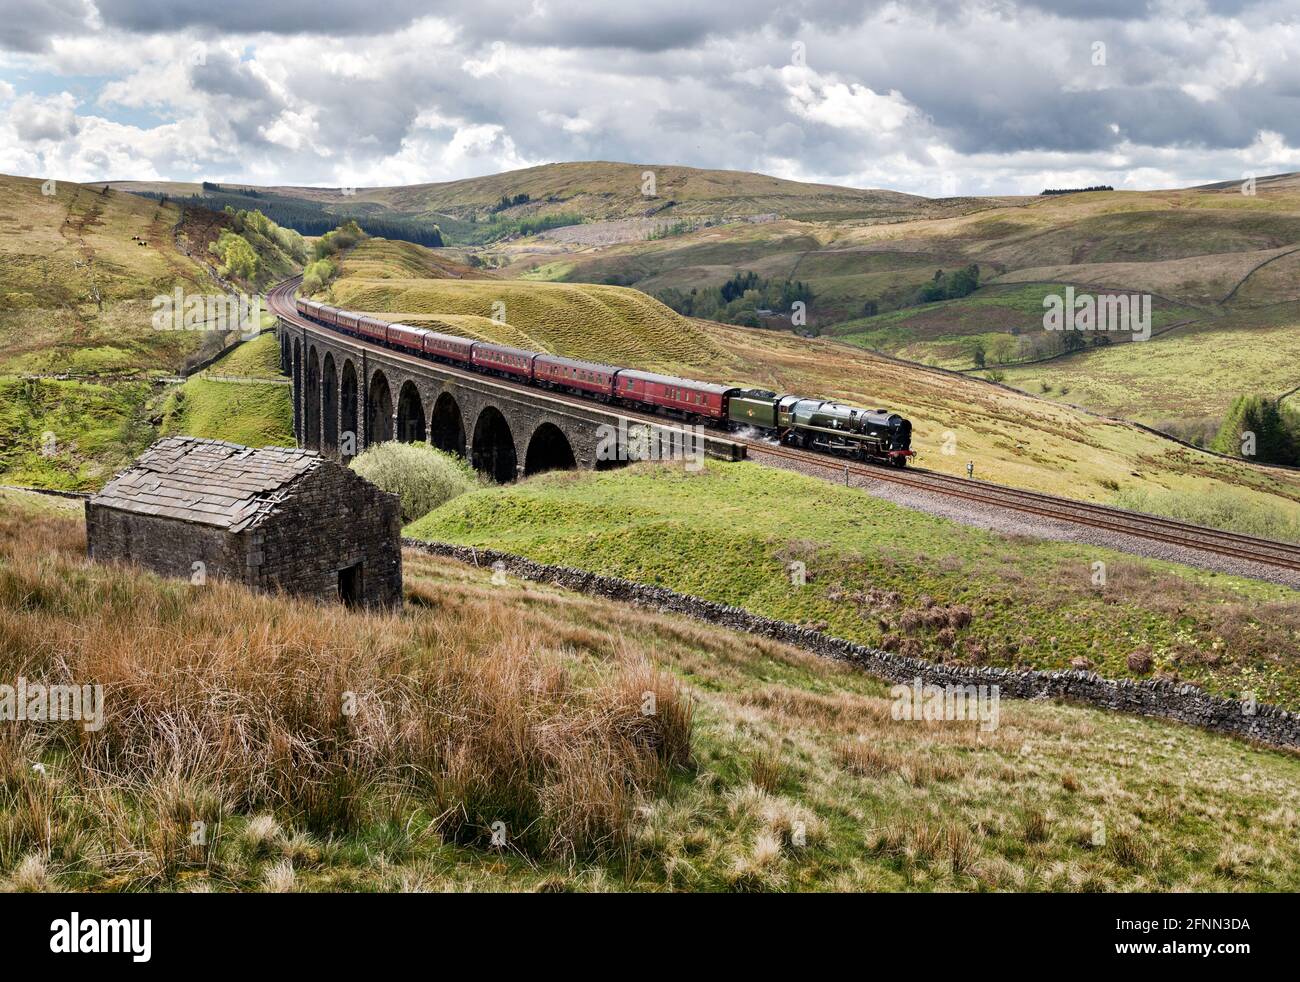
338, 562, 364, 608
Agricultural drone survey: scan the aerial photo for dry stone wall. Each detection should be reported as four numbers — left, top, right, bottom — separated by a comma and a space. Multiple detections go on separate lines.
407, 538, 1300, 750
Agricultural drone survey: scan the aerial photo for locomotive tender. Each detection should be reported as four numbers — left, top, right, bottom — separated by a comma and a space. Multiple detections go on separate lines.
294, 297, 914, 466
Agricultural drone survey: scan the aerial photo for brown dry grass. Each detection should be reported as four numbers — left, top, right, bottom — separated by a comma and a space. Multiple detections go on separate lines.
0, 507, 691, 878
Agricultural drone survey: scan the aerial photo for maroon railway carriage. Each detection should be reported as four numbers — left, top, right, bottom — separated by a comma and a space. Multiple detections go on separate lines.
297, 298, 334, 326
387, 322, 431, 355
355, 314, 389, 344
472, 342, 537, 380
422, 332, 476, 365
533, 353, 617, 398
614, 369, 731, 421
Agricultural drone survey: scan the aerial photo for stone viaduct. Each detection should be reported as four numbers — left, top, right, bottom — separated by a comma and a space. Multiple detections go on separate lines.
275, 314, 744, 481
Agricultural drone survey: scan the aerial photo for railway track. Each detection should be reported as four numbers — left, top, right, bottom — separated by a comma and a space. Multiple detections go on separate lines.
269, 278, 1300, 578
747, 440, 1300, 574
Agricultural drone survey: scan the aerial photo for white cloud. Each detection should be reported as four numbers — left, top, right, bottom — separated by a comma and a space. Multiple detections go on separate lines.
538, 109, 593, 133
261, 108, 322, 152
781, 68, 916, 133
10, 91, 80, 142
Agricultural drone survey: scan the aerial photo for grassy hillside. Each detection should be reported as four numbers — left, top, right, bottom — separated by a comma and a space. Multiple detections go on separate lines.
0, 173, 305, 489
993, 302, 1300, 426
409, 461, 1300, 708
160, 333, 293, 448
0, 376, 159, 489
104, 166, 1299, 438
830, 282, 1202, 368
0, 175, 215, 375
113, 161, 948, 228
1, 177, 201, 306
324, 236, 487, 283
334, 239, 736, 375
5, 489, 1300, 892
717, 324, 1300, 511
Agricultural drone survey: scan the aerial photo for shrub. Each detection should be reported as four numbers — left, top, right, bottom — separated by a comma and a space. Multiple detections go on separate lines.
1127, 649, 1154, 674
349, 441, 479, 523
210, 230, 259, 282
301, 258, 334, 296
313, 220, 367, 261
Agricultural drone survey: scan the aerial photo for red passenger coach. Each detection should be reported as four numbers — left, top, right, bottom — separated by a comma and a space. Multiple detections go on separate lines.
422, 332, 476, 365
533, 354, 617, 398
615, 369, 732, 421
472, 343, 536, 380
355, 314, 389, 344
387, 322, 431, 354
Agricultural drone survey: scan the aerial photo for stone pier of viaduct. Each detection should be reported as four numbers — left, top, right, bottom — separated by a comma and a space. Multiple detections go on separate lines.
276, 316, 745, 480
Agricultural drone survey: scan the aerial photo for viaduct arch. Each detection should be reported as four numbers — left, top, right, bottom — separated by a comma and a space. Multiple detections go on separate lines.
430, 391, 466, 457
471, 406, 517, 483
396, 380, 426, 444
524, 422, 576, 476
367, 370, 394, 446
322, 354, 338, 454
304, 347, 321, 451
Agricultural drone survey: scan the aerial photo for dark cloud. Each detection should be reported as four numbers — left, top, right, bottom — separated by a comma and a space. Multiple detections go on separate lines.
94, 0, 432, 37
0, 0, 94, 52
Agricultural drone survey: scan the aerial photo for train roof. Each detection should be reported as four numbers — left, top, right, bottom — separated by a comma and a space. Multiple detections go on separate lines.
534, 352, 620, 374
615, 368, 734, 396
474, 342, 539, 359
420, 330, 475, 347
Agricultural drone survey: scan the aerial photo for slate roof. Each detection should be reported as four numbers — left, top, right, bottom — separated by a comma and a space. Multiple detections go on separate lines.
89, 437, 324, 533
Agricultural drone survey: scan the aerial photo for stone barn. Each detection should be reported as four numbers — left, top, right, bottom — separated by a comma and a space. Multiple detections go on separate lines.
86, 437, 402, 609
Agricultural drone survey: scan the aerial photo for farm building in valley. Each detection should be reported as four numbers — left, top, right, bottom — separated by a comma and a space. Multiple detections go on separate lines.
86, 437, 402, 608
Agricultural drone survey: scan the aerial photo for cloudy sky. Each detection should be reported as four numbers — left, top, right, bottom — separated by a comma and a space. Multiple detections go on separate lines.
2, 0, 1298, 196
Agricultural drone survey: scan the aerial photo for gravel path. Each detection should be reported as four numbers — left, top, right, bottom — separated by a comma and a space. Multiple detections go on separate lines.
749, 447, 1300, 590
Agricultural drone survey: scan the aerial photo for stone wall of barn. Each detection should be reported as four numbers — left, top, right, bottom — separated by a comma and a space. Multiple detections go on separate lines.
85, 504, 242, 585
252, 464, 403, 609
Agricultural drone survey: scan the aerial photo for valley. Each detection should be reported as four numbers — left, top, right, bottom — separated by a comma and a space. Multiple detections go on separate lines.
3, 161, 1297, 896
